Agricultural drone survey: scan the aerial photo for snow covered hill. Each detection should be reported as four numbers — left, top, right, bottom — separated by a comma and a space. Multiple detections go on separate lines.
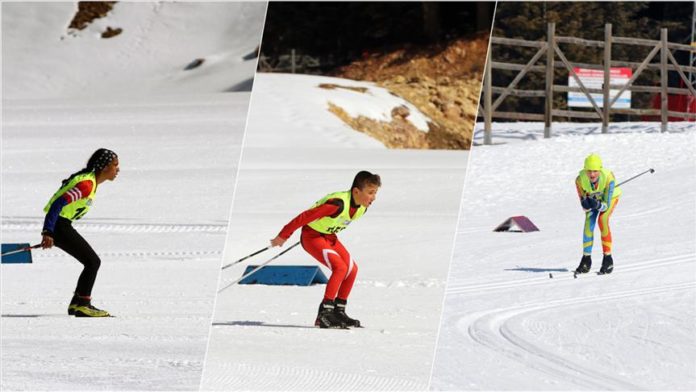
2, 2, 265, 99
430, 121, 696, 390
244, 73, 433, 149
201, 73, 469, 390
2, 2, 264, 390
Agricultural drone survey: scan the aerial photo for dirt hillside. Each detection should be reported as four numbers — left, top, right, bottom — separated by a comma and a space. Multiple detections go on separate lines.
330, 34, 489, 149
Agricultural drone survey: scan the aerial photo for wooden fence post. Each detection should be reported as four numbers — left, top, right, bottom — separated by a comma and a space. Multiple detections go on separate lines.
291, 49, 296, 74
603, 24, 612, 133
544, 23, 555, 139
485, 26, 694, 132
484, 49, 493, 145
660, 28, 668, 132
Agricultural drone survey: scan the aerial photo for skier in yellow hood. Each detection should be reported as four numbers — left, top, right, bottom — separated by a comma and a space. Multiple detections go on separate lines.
574, 153, 621, 275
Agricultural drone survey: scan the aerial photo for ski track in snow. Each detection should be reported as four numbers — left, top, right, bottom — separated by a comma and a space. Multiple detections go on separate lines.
447, 253, 694, 294
437, 254, 696, 390
461, 281, 694, 390
207, 362, 424, 391
3, 219, 227, 261
2, 217, 226, 234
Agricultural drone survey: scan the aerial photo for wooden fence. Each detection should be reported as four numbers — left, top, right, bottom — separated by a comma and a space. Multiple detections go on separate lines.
258, 50, 340, 74
480, 23, 696, 145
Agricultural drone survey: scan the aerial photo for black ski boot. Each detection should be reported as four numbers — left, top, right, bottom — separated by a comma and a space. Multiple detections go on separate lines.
575, 255, 592, 274
334, 298, 361, 328
598, 254, 614, 275
315, 300, 347, 329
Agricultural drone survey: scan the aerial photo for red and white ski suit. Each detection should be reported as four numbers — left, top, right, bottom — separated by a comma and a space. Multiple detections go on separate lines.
277, 200, 358, 301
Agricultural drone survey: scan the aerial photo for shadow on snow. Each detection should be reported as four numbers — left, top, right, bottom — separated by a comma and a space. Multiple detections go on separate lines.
213, 320, 315, 329
505, 267, 570, 273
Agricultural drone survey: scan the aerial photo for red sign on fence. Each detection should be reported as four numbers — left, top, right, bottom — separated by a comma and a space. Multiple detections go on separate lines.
568, 67, 632, 109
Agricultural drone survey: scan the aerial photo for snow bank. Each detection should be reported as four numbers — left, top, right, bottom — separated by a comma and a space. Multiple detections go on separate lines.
2, 2, 266, 99
245, 73, 433, 149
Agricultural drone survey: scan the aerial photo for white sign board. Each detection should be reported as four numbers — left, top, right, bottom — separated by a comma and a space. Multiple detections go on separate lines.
568, 67, 632, 108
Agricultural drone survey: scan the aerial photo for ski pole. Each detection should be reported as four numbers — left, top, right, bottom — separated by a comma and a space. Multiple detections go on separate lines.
221, 246, 270, 270
1, 244, 41, 257
217, 241, 300, 293
617, 168, 654, 187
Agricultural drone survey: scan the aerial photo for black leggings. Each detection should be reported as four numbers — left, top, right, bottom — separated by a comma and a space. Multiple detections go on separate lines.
53, 217, 101, 297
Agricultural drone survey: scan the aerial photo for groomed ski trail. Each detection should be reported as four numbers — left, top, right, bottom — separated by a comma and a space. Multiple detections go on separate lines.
460, 281, 694, 390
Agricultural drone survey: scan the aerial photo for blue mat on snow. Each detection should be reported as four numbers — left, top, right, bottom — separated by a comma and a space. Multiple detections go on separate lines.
2, 243, 34, 264
239, 265, 328, 286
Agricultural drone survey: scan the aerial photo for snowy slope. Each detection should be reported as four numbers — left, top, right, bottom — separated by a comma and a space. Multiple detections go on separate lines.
244, 73, 432, 149
430, 122, 696, 390
201, 73, 468, 390
2, 2, 266, 98
2, 2, 264, 390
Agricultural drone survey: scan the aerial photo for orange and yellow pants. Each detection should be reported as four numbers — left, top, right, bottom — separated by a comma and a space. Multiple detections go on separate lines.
583, 199, 618, 255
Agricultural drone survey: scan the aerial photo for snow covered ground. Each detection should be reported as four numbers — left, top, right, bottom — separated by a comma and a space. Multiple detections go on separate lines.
2, 2, 264, 390
1, 95, 249, 391
243, 73, 432, 149
430, 121, 696, 390
2, 2, 265, 99
200, 73, 468, 391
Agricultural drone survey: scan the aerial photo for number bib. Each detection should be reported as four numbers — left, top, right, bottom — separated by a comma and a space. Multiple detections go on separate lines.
307, 191, 365, 235
43, 172, 97, 221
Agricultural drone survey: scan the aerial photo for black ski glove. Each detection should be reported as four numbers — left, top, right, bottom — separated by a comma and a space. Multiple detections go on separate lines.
581, 197, 601, 210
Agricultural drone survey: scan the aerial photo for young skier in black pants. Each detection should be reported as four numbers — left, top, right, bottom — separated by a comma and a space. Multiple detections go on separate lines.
41, 148, 120, 317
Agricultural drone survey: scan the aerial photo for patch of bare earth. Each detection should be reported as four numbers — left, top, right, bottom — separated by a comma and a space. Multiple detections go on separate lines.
68, 2, 122, 39
330, 34, 489, 150
328, 103, 429, 148
319, 83, 368, 94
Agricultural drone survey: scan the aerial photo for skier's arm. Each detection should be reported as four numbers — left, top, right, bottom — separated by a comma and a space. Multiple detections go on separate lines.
599, 179, 616, 212
575, 178, 592, 211
274, 200, 342, 242
42, 180, 93, 240
575, 178, 584, 200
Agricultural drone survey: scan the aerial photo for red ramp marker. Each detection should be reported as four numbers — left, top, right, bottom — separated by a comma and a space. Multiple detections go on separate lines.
494, 216, 539, 232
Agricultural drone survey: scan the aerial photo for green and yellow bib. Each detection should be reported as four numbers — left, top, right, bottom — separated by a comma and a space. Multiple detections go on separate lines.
43, 171, 97, 221
577, 168, 622, 199
307, 191, 366, 234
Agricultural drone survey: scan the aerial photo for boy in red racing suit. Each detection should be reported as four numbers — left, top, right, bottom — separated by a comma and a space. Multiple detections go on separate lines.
270, 171, 381, 329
